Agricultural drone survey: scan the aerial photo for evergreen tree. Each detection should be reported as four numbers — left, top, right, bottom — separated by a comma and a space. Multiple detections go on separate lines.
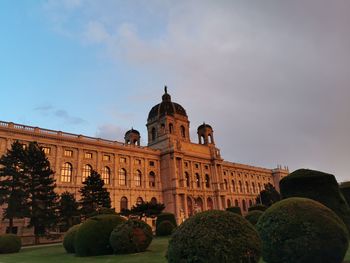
0, 141, 29, 233
124, 201, 165, 220
24, 142, 58, 242
256, 183, 281, 207
58, 191, 80, 231
79, 170, 111, 218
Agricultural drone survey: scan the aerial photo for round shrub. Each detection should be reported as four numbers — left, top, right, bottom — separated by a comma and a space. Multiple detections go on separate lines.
63, 224, 80, 253
167, 210, 261, 263
245, 210, 264, 226
109, 219, 153, 254
256, 197, 349, 263
248, 204, 267, 212
75, 214, 126, 256
225, 206, 242, 216
340, 181, 350, 206
280, 169, 350, 232
0, 234, 21, 254
156, 212, 177, 228
156, 220, 175, 236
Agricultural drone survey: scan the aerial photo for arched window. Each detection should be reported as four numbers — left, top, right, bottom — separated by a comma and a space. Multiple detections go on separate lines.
201, 135, 205, 144
61, 162, 72, 182
187, 197, 193, 217
195, 173, 200, 188
135, 170, 141, 187
151, 197, 157, 204
246, 181, 249, 193
252, 182, 256, 193
136, 197, 143, 205
82, 164, 92, 182
119, 168, 127, 186
195, 197, 203, 212
120, 197, 128, 211
231, 180, 235, 192
207, 197, 214, 210
224, 179, 228, 190
180, 125, 186, 138
249, 199, 253, 207
209, 134, 213, 144
239, 181, 243, 193
185, 172, 190, 187
235, 199, 239, 207
205, 174, 210, 188
242, 200, 247, 211
227, 199, 231, 208
149, 171, 155, 187
258, 183, 261, 192
169, 123, 173, 134
151, 127, 156, 141
102, 166, 111, 184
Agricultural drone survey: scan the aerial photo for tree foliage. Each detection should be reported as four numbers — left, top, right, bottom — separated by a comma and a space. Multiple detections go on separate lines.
58, 191, 80, 231
120, 201, 165, 219
79, 170, 111, 218
25, 142, 58, 239
0, 141, 29, 233
256, 183, 281, 207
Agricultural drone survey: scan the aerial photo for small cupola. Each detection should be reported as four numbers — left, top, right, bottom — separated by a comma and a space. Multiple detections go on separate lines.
197, 122, 215, 145
124, 128, 141, 146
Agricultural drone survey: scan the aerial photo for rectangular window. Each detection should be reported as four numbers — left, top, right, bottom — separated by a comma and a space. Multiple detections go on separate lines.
42, 147, 51, 155
84, 152, 92, 159
64, 150, 73, 157
195, 163, 199, 169
149, 161, 155, 166
103, 154, 111, 161
120, 157, 126, 163
134, 159, 141, 165
205, 165, 209, 170
184, 162, 188, 168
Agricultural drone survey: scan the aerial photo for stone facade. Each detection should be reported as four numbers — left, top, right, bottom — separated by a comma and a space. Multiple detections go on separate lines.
0, 88, 288, 233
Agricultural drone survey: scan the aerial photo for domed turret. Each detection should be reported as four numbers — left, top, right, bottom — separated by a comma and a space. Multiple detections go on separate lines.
197, 122, 215, 145
124, 128, 140, 146
147, 86, 190, 147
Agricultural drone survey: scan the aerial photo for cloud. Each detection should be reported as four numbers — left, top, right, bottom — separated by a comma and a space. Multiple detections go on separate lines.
41, 0, 350, 182
33, 105, 87, 125
95, 124, 125, 141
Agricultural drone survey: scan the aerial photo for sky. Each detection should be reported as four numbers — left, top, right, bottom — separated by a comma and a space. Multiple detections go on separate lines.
1, 0, 349, 182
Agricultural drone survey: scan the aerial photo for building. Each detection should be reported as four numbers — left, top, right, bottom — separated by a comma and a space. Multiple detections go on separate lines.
0, 87, 288, 234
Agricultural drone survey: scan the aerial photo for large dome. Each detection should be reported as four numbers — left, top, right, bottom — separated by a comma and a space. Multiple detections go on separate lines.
147, 87, 188, 121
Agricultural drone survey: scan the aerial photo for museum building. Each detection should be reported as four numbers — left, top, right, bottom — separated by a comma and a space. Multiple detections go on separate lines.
0, 87, 288, 234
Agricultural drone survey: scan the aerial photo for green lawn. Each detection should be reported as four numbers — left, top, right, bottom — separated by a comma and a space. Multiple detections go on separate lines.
0, 237, 349, 263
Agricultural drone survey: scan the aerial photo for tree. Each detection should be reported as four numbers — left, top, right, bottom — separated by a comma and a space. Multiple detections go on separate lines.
256, 183, 281, 207
58, 191, 80, 231
79, 170, 111, 218
122, 201, 165, 220
0, 141, 29, 233
24, 142, 58, 243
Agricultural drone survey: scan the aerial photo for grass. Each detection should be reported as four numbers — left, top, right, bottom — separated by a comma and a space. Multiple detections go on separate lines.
0, 237, 349, 263
0, 237, 168, 263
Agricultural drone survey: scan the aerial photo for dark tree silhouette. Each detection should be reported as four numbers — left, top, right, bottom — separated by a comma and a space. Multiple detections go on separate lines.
256, 183, 281, 207
58, 191, 80, 231
122, 201, 165, 219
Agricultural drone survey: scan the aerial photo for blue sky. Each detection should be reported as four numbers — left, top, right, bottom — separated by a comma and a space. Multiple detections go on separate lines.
1, 0, 350, 182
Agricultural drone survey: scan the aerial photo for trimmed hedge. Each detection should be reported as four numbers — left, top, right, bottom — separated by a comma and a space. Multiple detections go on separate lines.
63, 224, 80, 253
248, 204, 267, 212
245, 210, 264, 226
0, 234, 21, 254
109, 219, 153, 254
280, 169, 350, 232
167, 210, 261, 263
156, 212, 177, 228
340, 182, 350, 206
226, 206, 242, 216
156, 220, 175, 236
257, 197, 349, 263
74, 214, 126, 256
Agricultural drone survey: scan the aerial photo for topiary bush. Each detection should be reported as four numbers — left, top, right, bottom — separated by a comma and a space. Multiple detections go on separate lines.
74, 214, 126, 256
167, 210, 261, 263
156, 220, 175, 236
256, 197, 349, 263
109, 219, 153, 254
280, 169, 350, 232
225, 206, 242, 216
156, 212, 177, 229
248, 204, 267, 212
340, 182, 350, 206
63, 224, 80, 253
0, 234, 21, 254
245, 210, 264, 226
